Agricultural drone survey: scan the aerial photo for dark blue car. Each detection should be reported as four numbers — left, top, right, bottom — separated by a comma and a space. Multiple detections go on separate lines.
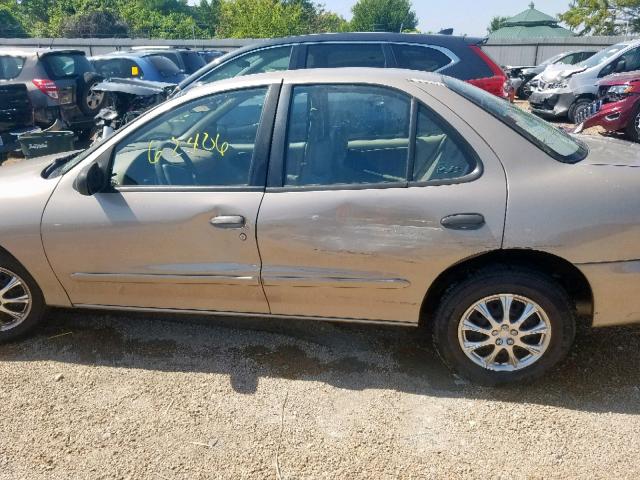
90, 51, 188, 84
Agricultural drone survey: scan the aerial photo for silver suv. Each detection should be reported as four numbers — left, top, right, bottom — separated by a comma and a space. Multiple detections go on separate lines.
528, 39, 640, 123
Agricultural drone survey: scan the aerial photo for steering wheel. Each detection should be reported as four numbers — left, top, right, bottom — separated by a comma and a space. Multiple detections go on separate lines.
152, 141, 198, 185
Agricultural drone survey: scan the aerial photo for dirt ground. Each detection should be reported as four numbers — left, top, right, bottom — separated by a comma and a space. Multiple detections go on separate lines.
1, 310, 640, 479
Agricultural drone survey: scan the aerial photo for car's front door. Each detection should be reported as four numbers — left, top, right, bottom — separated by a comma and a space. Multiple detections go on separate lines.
42, 84, 279, 313
256, 82, 507, 323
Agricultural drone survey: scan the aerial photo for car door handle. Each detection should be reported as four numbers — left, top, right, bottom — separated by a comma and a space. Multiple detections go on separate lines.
441, 213, 485, 230
210, 215, 245, 229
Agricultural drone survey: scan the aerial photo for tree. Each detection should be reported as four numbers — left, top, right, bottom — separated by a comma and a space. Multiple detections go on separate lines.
60, 11, 129, 37
217, 0, 346, 38
487, 15, 509, 34
195, 0, 220, 37
0, 5, 27, 37
559, 0, 640, 35
350, 0, 418, 32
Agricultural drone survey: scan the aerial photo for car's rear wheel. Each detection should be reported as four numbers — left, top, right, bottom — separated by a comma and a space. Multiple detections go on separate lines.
624, 102, 640, 143
0, 254, 46, 342
432, 268, 575, 385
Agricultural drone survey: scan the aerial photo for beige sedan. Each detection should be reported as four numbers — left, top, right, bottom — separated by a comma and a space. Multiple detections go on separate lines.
1, 68, 640, 385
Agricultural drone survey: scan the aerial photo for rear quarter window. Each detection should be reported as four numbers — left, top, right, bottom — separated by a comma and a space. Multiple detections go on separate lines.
0, 56, 24, 80
42, 54, 94, 79
392, 44, 452, 72
442, 76, 588, 163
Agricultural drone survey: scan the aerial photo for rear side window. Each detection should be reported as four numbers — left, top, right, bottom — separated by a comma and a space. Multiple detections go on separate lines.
306, 43, 386, 68
145, 55, 182, 78
200, 46, 292, 84
392, 44, 452, 72
284, 84, 411, 187
442, 76, 588, 163
93, 58, 143, 79
0, 56, 24, 80
42, 54, 93, 79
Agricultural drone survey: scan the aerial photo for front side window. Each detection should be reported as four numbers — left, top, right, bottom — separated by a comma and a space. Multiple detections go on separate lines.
306, 43, 386, 68
111, 87, 268, 187
442, 76, 588, 163
392, 44, 452, 72
199, 46, 292, 84
413, 105, 476, 182
284, 84, 411, 187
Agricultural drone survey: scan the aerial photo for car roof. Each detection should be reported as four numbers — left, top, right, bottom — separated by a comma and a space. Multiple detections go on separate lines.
0, 47, 86, 58
179, 67, 444, 101
216, 32, 485, 60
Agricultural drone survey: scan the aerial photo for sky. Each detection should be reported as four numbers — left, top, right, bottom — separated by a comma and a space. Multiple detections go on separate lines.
323, 0, 574, 36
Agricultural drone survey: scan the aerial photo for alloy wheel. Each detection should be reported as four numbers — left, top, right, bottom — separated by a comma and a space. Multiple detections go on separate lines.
457, 294, 552, 372
86, 89, 104, 110
0, 267, 32, 331
635, 111, 640, 134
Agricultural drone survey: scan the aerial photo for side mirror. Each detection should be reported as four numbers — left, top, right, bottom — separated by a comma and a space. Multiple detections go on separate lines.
615, 58, 627, 73
74, 162, 107, 196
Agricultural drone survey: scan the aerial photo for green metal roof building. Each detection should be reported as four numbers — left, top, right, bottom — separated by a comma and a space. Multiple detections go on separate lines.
489, 2, 574, 40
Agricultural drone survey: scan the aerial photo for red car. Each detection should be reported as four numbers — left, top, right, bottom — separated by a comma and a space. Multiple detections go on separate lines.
579, 72, 640, 142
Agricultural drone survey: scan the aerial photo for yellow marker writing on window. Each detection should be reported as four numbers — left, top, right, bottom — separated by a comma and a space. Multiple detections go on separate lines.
131, 65, 139, 76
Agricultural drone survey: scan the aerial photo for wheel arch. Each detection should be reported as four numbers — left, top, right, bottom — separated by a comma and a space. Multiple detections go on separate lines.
419, 249, 593, 328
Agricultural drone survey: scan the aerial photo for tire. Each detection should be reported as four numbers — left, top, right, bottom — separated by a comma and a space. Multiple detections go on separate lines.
0, 252, 46, 342
568, 98, 593, 124
432, 268, 576, 386
77, 72, 106, 117
516, 83, 532, 100
624, 102, 640, 143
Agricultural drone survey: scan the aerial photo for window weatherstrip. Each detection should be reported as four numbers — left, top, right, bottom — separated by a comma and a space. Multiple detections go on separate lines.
406, 98, 418, 183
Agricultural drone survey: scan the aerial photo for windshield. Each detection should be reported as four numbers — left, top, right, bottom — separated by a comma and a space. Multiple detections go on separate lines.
540, 53, 564, 66
145, 55, 182, 77
442, 76, 588, 163
577, 44, 627, 69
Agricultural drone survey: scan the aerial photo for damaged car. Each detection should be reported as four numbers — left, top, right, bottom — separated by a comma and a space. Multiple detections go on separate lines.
2, 68, 640, 385
505, 50, 596, 100
0, 48, 106, 138
575, 71, 640, 142
529, 40, 640, 123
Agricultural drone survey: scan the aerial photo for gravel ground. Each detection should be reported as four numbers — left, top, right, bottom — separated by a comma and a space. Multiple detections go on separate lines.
1, 309, 640, 479
2, 101, 639, 479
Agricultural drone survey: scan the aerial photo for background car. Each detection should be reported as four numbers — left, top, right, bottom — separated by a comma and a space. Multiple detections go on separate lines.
175, 32, 510, 99
0, 54, 37, 161
529, 39, 640, 122
506, 50, 597, 100
90, 51, 188, 84
0, 48, 105, 137
129, 46, 206, 75
577, 72, 640, 142
196, 50, 226, 64
1, 68, 640, 386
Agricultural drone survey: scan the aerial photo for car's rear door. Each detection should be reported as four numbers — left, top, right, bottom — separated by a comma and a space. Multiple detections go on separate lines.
256, 80, 506, 323
42, 83, 280, 313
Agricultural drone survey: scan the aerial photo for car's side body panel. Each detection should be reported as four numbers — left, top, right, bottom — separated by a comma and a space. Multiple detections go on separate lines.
0, 156, 71, 307
256, 78, 507, 322
414, 77, 640, 328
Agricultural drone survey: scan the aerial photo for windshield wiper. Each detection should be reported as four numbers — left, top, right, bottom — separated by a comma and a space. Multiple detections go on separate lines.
41, 151, 82, 179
